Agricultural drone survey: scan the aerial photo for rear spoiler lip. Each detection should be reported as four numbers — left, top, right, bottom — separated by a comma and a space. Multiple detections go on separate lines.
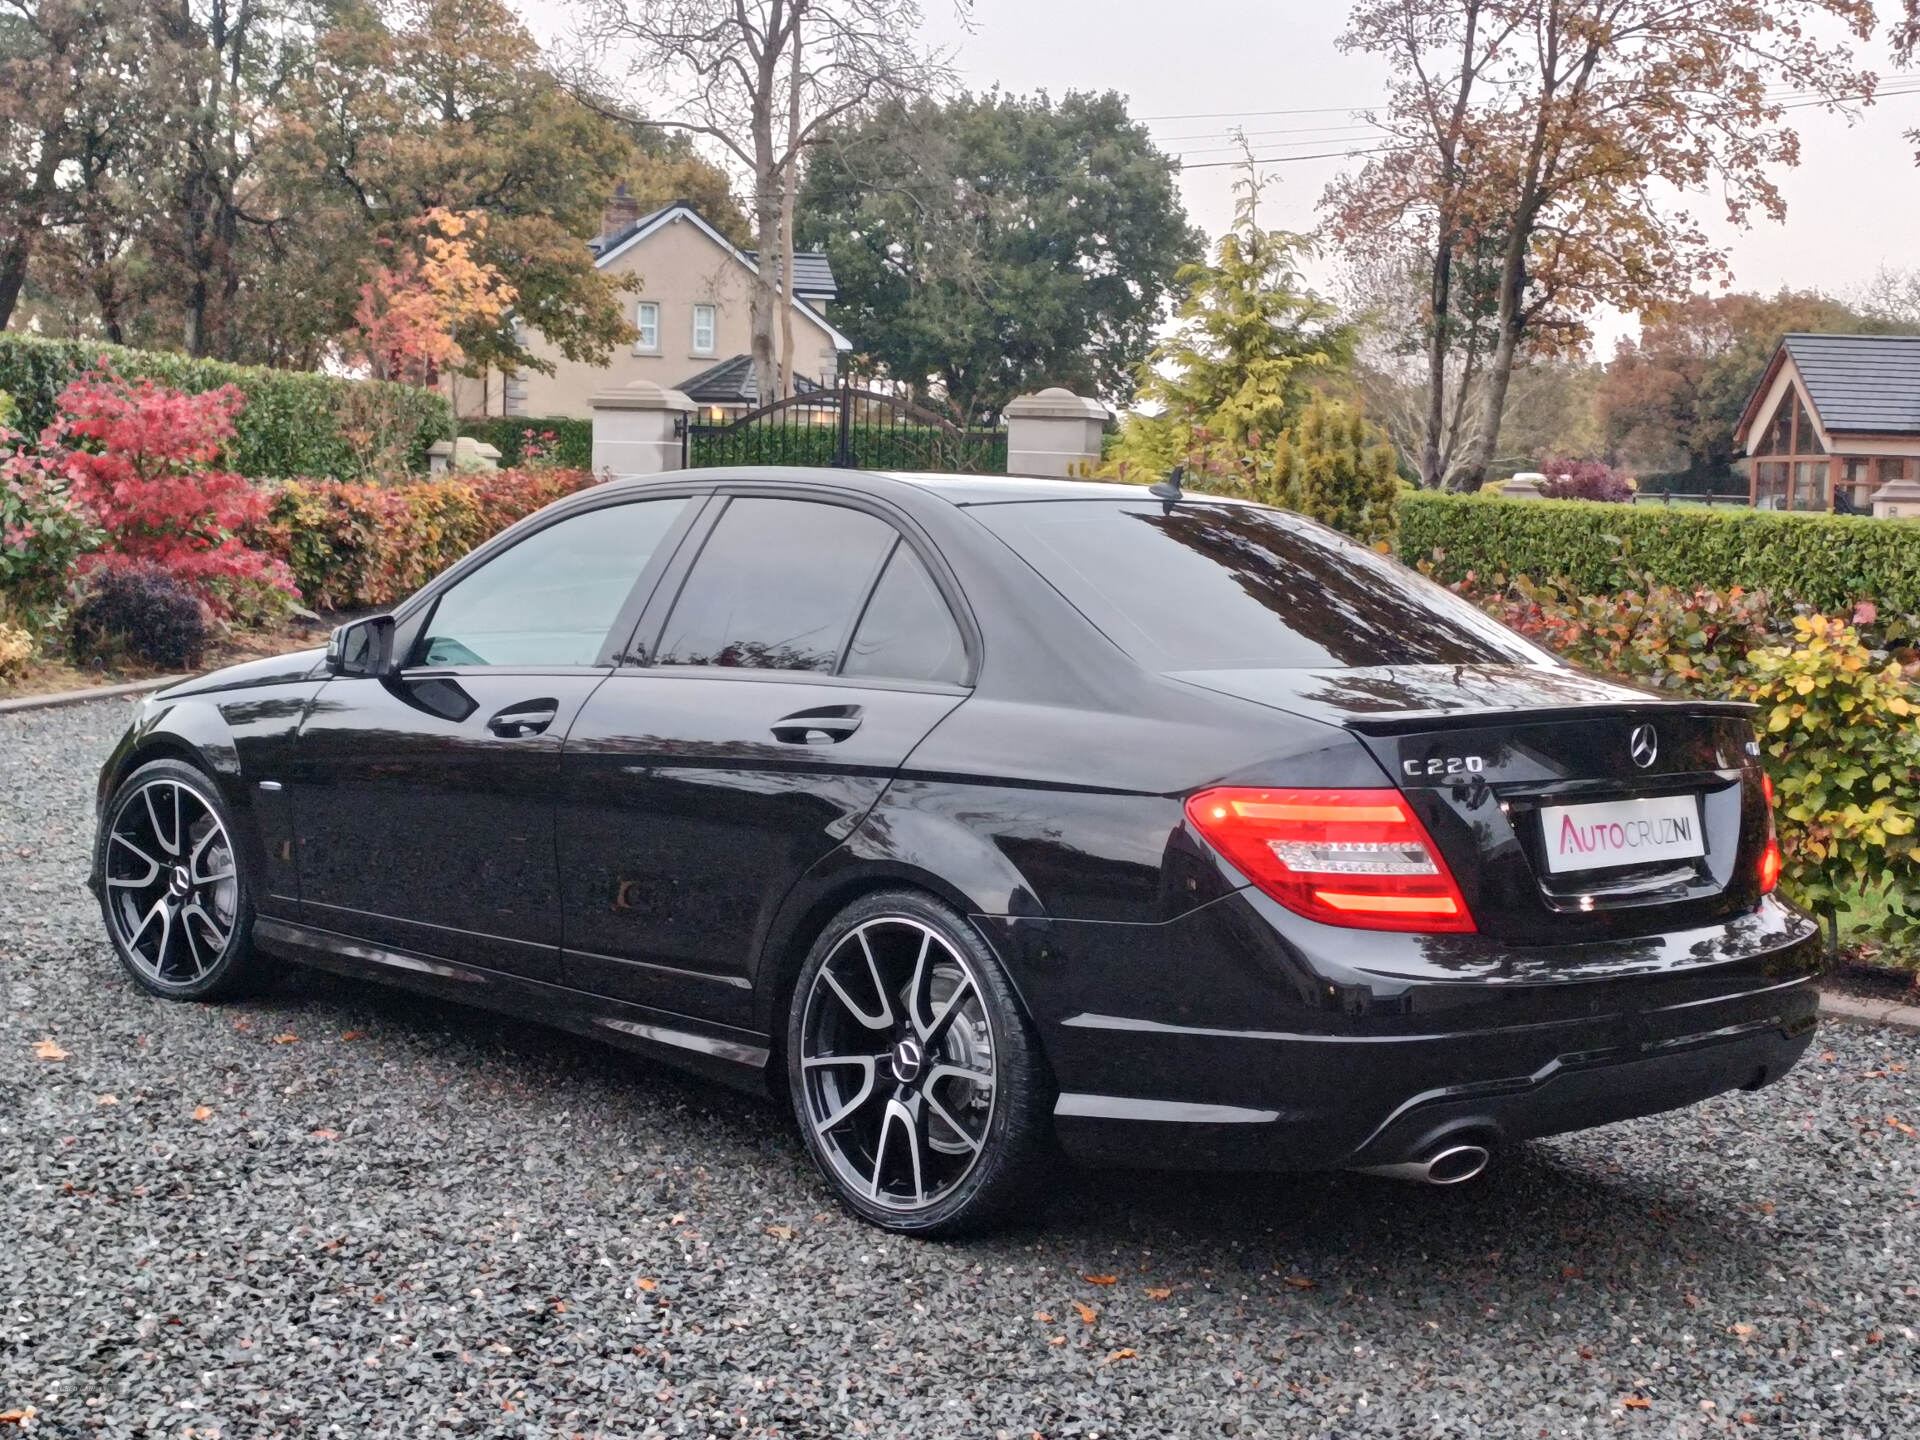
1338, 698, 1758, 737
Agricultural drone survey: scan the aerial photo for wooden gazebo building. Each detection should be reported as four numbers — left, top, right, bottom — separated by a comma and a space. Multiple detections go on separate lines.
1735, 333, 1920, 515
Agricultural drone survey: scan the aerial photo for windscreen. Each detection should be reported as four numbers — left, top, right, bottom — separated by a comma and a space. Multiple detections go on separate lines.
972, 499, 1548, 671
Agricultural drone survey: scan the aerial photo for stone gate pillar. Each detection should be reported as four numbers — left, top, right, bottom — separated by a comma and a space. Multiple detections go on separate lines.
1004, 387, 1108, 477
590, 379, 696, 480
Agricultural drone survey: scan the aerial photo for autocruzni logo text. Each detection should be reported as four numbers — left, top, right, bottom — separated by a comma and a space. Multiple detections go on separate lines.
1557, 812, 1694, 856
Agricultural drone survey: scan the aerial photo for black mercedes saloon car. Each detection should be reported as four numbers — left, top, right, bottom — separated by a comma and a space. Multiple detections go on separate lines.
90, 469, 1820, 1234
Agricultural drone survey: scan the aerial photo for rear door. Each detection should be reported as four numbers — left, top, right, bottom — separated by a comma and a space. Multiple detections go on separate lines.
557, 493, 972, 1023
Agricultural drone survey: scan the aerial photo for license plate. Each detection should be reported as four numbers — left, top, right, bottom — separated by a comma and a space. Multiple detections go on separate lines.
1538, 794, 1705, 874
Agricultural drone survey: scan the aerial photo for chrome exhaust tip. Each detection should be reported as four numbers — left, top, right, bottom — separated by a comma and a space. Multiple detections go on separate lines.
1355, 1142, 1491, 1186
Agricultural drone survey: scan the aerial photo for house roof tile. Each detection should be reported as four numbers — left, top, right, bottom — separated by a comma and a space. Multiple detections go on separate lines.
1781, 333, 1920, 434
677, 354, 824, 407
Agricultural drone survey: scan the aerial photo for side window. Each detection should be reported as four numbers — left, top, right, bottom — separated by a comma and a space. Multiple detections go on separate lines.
844, 541, 967, 684
656, 498, 894, 673
416, 498, 688, 668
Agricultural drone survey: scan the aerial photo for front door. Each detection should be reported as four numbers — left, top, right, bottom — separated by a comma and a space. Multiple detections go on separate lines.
288, 495, 695, 978
558, 494, 973, 1023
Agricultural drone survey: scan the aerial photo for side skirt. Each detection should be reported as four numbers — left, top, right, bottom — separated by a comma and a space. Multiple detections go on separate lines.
253, 916, 773, 1095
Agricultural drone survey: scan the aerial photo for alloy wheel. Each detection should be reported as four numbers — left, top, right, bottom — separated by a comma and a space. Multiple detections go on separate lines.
798, 917, 998, 1213
103, 778, 239, 988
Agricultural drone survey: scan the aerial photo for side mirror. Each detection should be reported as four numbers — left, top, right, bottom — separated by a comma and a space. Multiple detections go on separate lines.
326, 614, 397, 678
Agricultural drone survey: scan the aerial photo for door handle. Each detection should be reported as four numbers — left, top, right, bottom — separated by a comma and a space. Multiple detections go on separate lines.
486, 700, 559, 738
771, 704, 863, 745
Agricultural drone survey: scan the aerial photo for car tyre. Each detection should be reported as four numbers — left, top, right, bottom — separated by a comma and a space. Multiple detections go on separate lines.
787, 889, 1052, 1236
95, 757, 270, 1001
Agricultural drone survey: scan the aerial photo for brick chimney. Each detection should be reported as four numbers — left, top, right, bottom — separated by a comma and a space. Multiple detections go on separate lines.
600, 181, 641, 243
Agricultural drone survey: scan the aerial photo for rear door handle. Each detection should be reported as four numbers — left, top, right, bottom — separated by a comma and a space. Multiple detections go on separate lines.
771, 704, 863, 745
487, 700, 559, 738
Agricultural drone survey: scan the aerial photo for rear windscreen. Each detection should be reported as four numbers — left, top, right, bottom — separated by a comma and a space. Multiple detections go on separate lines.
971, 499, 1546, 671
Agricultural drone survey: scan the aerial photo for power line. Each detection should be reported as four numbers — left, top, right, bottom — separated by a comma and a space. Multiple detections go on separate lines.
1138, 79, 1920, 130
1174, 145, 1401, 171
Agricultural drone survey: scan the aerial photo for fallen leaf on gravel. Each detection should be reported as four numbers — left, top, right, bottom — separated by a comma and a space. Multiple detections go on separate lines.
1144, 1287, 1172, 1300
1072, 1301, 1097, 1325
1100, 1348, 1136, 1365
272, 1033, 299, 1044
1047, 1336, 1066, 1347
310, 1128, 338, 1140
0, 1407, 37, 1425
1820, 1051, 1835, 1062
192, 1105, 212, 1122
1868, 1331, 1883, 1344
1622, 1394, 1651, 1410
31, 1038, 68, 1061
1082, 1274, 1117, 1285
340, 1031, 364, 1041
765, 1225, 795, 1240
1284, 1276, 1318, 1289
1888, 1115, 1917, 1137
635, 1278, 657, 1292
1034, 1312, 1052, 1323
96, 1094, 118, 1106
232, 1019, 251, 1032
1683, 1293, 1700, 1308
1730, 1323, 1755, 1337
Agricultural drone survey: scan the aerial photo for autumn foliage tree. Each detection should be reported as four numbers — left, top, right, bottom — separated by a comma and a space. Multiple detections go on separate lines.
348, 208, 517, 384
1326, 0, 1876, 491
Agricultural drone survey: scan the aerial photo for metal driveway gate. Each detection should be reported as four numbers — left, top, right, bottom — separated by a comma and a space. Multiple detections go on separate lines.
684, 385, 1006, 473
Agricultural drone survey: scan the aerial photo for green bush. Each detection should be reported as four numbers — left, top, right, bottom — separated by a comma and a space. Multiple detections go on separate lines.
1399, 492, 1920, 613
456, 417, 595, 471
1453, 571, 1920, 951
1735, 615, 1920, 941
0, 333, 453, 479
253, 467, 601, 610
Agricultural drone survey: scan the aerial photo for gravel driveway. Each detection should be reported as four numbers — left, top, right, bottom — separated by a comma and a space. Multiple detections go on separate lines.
5, 698, 1919, 1438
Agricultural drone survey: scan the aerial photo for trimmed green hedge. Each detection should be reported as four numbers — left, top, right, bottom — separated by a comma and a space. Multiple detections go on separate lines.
689, 422, 1006, 473
1399, 492, 1920, 613
456, 416, 595, 470
0, 333, 453, 479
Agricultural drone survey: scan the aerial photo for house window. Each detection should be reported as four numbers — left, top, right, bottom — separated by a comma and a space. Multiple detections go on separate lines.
692, 304, 716, 356
1749, 385, 1834, 511
634, 301, 659, 353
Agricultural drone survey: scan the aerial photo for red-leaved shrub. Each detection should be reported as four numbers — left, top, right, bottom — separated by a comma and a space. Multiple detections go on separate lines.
49, 367, 297, 618
1536, 456, 1633, 503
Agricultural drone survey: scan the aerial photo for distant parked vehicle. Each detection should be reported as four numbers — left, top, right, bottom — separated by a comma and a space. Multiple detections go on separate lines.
91, 469, 1819, 1234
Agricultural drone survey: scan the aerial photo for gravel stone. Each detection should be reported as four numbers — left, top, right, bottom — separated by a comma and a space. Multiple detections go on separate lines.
4, 698, 1919, 1437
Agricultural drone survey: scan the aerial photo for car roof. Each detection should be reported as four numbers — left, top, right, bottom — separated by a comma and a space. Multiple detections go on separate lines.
601, 467, 1249, 507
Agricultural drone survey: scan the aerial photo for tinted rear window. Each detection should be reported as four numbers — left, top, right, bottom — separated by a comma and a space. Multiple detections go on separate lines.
972, 500, 1543, 670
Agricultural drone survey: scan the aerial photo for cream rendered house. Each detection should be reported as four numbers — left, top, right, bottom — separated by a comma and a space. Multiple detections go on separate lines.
446, 193, 851, 421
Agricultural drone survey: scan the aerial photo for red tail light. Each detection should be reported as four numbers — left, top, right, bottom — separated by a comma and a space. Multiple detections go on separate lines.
1185, 787, 1475, 933
1758, 771, 1781, 894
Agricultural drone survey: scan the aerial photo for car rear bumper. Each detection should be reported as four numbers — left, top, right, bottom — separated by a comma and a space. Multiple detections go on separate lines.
1049, 983, 1815, 1171
985, 891, 1823, 1173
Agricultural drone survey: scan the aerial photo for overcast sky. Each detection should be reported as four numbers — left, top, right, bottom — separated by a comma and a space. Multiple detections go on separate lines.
537, 0, 1920, 355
